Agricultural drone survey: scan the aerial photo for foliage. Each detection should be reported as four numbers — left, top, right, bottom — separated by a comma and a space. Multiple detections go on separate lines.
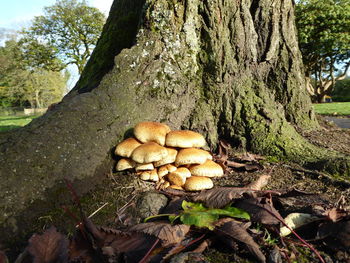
0, 39, 69, 108
332, 77, 350, 102
20, 0, 106, 74
296, 0, 350, 102
312, 101, 350, 115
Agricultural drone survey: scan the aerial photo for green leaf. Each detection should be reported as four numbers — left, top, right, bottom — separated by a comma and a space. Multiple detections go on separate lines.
179, 201, 250, 230
180, 211, 219, 230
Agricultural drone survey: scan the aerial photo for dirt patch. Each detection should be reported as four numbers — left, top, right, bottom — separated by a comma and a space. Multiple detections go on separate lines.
298, 115, 350, 155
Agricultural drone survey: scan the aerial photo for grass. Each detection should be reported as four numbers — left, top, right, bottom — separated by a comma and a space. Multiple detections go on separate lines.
0, 115, 39, 132
312, 102, 350, 115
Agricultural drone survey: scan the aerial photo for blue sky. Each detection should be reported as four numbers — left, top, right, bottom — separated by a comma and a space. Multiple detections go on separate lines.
0, 0, 113, 29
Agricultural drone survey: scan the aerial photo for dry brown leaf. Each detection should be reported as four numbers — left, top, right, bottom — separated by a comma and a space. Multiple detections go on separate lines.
317, 220, 350, 250
236, 152, 265, 162
235, 197, 282, 225
226, 160, 246, 168
27, 226, 69, 263
129, 222, 190, 247
192, 187, 255, 208
245, 175, 271, 190
325, 208, 349, 222
215, 218, 266, 263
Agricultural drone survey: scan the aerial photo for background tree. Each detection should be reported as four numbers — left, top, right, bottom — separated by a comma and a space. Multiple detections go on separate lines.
332, 77, 350, 101
296, 0, 350, 102
0, 0, 349, 248
21, 0, 106, 74
0, 39, 68, 108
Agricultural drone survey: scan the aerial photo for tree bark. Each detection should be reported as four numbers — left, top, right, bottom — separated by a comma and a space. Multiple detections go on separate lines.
0, 0, 349, 248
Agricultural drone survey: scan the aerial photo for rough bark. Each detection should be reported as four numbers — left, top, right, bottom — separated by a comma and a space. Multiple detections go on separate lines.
0, 0, 349, 248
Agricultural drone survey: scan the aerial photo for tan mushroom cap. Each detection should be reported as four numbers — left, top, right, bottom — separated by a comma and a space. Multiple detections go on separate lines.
165, 164, 177, 173
167, 171, 187, 186
115, 137, 142, 158
131, 142, 168, 163
135, 162, 154, 171
149, 169, 159, 182
158, 165, 169, 178
184, 176, 214, 191
175, 148, 212, 166
139, 171, 151, 181
173, 167, 192, 178
134, 121, 171, 146
168, 185, 184, 190
189, 160, 224, 177
165, 130, 206, 148
154, 147, 178, 167
116, 158, 136, 171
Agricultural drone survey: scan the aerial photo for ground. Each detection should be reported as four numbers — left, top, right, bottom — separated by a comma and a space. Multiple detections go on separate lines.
1, 112, 350, 262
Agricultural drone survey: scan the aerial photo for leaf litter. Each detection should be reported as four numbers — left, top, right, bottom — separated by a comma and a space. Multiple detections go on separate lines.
7, 152, 350, 263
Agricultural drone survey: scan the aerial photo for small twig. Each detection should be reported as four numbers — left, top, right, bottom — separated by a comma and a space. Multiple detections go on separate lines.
138, 238, 160, 263
88, 202, 109, 218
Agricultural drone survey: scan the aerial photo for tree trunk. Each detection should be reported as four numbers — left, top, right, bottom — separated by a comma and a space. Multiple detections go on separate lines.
0, 0, 349, 248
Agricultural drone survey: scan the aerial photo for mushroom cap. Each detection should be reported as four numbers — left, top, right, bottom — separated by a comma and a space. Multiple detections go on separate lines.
175, 148, 212, 166
115, 138, 142, 158
149, 169, 159, 182
139, 171, 151, 181
131, 142, 168, 163
135, 162, 154, 171
134, 121, 171, 146
158, 165, 169, 178
184, 176, 214, 191
116, 158, 136, 171
165, 164, 177, 173
167, 171, 187, 186
168, 185, 184, 190
154, 147, 178, 167
165, 130, 206, 148
173, 167, 192, 178
189, 160, 224, 177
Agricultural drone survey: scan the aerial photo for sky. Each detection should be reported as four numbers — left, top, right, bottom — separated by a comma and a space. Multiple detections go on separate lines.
0, 0, 114, 89
0, 0, 114, 29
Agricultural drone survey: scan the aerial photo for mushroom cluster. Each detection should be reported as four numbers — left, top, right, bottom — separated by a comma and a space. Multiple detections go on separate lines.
115, 122, 223, 191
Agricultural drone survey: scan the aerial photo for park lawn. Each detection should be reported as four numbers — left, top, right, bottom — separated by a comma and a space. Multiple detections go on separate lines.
0, 115, 38, 132
313, 102, 350, 115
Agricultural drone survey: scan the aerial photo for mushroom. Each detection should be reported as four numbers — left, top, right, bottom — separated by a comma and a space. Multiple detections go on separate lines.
134, 121, 171, 146
184, 176, 214, 191
116, 158, 136, 171
154, 147, 178, 167
167, 171, 187, 186
165, 130, 206, 148
175, 148, 212, 166
135, 163, 154, 171
131, 142, 168, 163
115, 137, 142, 158
189, 160, 224, 177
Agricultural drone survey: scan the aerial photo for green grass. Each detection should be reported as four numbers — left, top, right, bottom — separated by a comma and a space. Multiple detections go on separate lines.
0, 115, 39, 132
312, 102, 350, 115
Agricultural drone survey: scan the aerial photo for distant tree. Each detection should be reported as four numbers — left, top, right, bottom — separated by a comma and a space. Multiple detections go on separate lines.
21, 0, 106, 74
332, 77, 350, 102
0, 40, 68, 108
296, 0, 350, 102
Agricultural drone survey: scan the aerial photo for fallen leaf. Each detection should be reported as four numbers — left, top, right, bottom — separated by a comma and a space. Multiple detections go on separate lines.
27, 226, 69, 263
129, 222, 190, 247
192, 187, 255, 208
234, 197, 282, 225
324, 208, 349, 222
245, 175, 271, 190
214, 218, 266, 263
226, 160, 246, 168
236, 152, 265, 162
